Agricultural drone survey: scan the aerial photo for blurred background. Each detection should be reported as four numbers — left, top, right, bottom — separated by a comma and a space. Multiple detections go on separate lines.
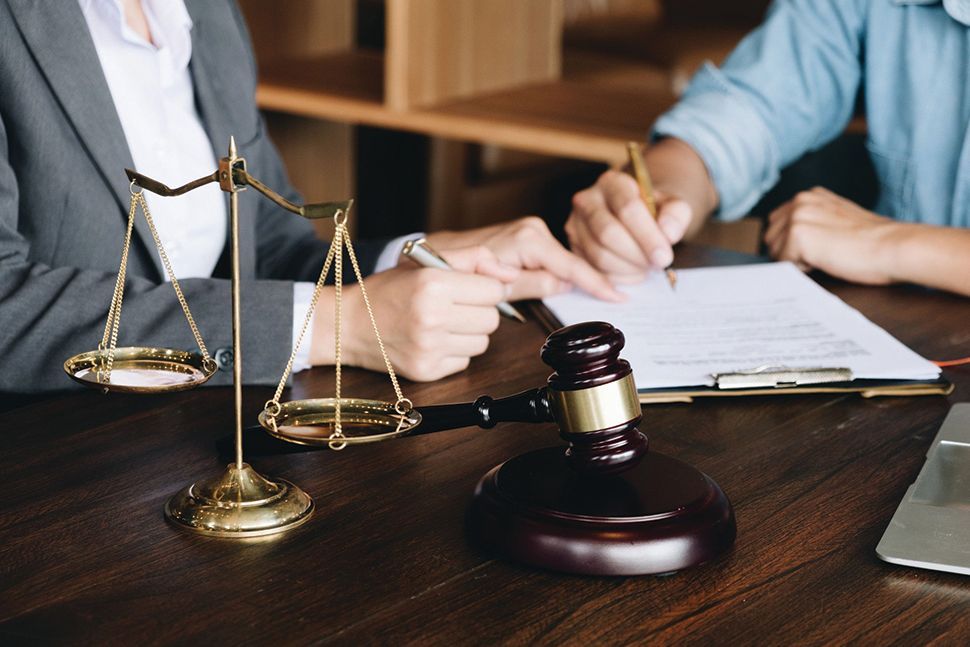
238, 0, 875, 254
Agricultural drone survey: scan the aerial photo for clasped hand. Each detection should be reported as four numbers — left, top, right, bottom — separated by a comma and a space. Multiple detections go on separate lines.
764, 187, 902, 284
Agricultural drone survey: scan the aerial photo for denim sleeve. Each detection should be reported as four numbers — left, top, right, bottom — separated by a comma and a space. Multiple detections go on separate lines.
652, 0, 868, 220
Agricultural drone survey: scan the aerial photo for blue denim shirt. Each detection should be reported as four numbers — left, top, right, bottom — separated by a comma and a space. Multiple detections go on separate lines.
653, 0, 970, 227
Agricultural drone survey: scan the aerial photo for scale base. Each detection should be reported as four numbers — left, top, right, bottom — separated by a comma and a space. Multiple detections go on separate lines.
470, 447, 735, 575
165, 463, 313, 538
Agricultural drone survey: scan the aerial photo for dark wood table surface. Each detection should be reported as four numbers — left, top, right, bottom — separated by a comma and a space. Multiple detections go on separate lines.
2, 245, 970, 645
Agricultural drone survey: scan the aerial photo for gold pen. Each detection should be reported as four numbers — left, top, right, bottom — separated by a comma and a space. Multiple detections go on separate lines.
626, 141, 677, 290
401, 238, 527, 323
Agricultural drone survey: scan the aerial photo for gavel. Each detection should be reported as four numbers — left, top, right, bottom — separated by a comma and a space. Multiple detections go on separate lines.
237, 321, 736, 575
242, 322, 646, 468
413, 321, 648, 476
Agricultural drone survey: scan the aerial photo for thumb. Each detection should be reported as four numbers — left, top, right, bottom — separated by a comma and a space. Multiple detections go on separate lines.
439, 245, 520, 283
655, 193, 693, 244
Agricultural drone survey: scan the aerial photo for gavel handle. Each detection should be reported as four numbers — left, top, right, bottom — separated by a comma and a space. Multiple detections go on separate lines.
410, 387, 554, 436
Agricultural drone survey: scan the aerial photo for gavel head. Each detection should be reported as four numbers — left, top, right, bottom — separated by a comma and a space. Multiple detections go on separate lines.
541, 321, 648, 475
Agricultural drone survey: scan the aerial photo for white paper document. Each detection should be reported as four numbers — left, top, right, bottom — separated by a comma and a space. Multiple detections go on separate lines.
544, 263, 941, 390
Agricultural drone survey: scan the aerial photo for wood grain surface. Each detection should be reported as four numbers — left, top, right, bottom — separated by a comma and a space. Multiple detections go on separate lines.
2, 245, 970, 644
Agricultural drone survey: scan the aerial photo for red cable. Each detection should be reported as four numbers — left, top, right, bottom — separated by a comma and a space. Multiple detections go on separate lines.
934, 357, 970, 367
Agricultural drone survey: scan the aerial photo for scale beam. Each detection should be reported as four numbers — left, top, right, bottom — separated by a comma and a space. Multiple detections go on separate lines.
125, 167, 352, 221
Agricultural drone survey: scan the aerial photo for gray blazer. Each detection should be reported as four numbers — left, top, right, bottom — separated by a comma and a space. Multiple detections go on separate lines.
0, 0, 384, 393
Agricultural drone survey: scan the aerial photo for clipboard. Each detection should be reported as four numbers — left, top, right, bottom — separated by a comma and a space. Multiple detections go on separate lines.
526, 300, 954, 404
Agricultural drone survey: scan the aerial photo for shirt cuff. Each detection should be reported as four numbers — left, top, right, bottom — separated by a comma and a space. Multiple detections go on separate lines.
374, 232, 424, 273
652, 62, 781, 221
291, 281, 315, 373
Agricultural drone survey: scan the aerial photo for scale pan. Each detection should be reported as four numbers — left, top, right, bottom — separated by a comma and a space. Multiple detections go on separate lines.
259, 398, 422, 447
64, 346, 217, 393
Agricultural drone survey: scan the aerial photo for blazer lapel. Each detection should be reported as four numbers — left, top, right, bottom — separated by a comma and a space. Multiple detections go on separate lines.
184, 0, 257, 279
7, 0, 165, 279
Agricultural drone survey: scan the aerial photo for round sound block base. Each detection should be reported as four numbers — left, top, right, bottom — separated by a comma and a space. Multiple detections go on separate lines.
470, 447, 735, 575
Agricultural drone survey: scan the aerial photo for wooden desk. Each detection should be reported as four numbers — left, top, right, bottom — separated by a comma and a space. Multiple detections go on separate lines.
2, 246, 970, 643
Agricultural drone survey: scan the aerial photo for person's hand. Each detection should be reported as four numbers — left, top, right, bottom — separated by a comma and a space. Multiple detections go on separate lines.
328, 245, 517, 382
422, 216, 623, 302
566, 169, 693, 283
764, 187, 904, 285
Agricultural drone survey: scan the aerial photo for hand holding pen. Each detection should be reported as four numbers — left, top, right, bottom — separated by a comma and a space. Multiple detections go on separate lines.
565, 139, 701, 286
626, 142, 677, 290
403, 238, 527, 323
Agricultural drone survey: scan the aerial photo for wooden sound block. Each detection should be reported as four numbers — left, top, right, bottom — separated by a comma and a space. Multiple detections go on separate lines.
470, 446, 736, 576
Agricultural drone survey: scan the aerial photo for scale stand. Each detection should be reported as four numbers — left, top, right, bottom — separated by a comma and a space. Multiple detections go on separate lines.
67, 137, 356, 537
145, 138, 336, 536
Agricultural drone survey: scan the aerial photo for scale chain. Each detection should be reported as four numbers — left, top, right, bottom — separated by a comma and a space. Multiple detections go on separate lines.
330, 223, 345, 449
97, 188, 215, 385
261, 207, 412, 448
264, 239, 338, 421
136, 193, 214, 367
98, 192, 139, 385
343, 222, 410, 415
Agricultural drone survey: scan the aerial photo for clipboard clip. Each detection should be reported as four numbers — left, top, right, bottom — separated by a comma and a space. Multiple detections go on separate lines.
712, 365, 853, 390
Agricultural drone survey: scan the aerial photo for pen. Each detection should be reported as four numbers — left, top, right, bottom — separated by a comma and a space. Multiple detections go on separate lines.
401, 237, 527, 323
626, 141, 677, 290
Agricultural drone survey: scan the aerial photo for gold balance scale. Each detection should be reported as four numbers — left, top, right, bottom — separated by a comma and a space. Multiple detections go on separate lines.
63, 138, 422, 538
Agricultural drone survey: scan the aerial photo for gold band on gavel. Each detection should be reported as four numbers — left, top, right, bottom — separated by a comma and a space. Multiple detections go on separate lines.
548, 373, 641, 434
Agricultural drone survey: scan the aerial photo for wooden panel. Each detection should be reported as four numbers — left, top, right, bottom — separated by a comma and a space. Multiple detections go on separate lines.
385, 0, 563, 110
257, 51, 675, 165
238, 0, 354, 64
262, 112, 355, 239
425, 140, 597, 232
563, 0, 661, 24
565, 17, 751, 94
259, 50, 386, 105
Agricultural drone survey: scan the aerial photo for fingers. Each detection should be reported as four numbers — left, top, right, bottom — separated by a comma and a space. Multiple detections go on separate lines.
806, 185, 837, 199
474, 215, 623, 301
569, 173, 654, 277
764, 203, 791, 257
764, 201, 813, 264
571, 187, 650, 270
569, 171, 696, 278
438, 245, 519, 283
392, 270, 501, 380
655, 197, 692, 244
447, 304, 502, 334
531, 234, 625, 301
410, 326, 492, 362
399, 355, 473, 382
408, 263, 508, 308
442, 274, 507, 307
600, 171, 673, 269
566, 214, 650, 283
441, 333, 491, 358
506, 269, 571, 301
399, 325, 492, 381
409, 269, 503, 332
765, 191, 842, 262
342, 264, 506, 381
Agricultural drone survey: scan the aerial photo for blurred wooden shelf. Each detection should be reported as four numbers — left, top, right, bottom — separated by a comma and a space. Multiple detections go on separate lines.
240, 0, 768, 243
256, 50, 676, 164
